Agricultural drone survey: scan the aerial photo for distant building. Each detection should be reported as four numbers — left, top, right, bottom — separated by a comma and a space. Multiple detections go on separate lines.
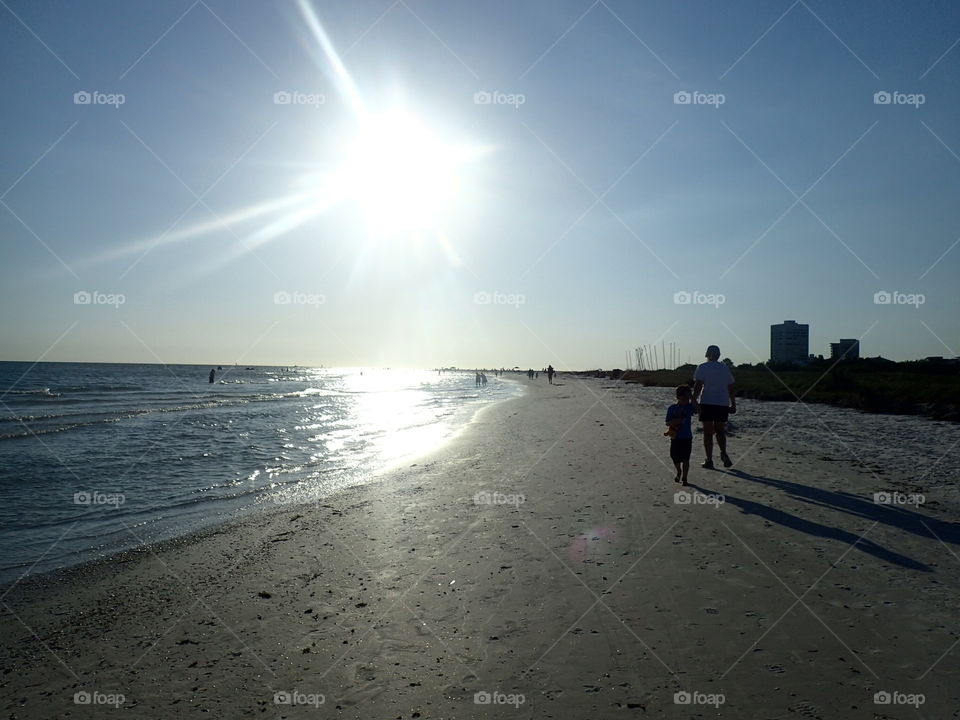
830, 338, 860, 361
770, 320, 809, 364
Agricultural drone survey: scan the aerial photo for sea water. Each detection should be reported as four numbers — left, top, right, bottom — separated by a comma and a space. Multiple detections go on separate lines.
0, 363, 521, 584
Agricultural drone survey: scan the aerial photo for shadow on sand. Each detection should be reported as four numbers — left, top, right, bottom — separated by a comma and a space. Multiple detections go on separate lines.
685, 468, 959, 572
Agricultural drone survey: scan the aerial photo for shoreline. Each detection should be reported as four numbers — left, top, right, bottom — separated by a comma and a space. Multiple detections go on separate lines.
3, 375, 958, 718
2, 377, 526, 593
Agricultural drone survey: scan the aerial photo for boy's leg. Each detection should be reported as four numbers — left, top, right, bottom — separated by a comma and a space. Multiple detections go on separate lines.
680, 459, 689, 485
673, 461, 682, 483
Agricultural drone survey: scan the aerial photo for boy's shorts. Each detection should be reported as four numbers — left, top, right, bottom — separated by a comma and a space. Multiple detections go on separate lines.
670, 437, 692, 463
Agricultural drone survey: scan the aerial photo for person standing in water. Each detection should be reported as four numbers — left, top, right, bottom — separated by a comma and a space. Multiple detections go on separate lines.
208, 368, 215, 384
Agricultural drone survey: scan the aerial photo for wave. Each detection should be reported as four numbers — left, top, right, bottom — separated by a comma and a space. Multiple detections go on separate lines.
54, 384, 147, 393
3, 387, 62, 398
0, 389, 349, 441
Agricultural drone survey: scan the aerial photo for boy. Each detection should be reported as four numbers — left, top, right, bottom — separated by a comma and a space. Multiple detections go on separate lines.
665, 385, 695, 485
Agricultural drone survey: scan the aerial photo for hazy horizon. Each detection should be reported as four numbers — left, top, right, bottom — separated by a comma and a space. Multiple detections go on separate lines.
2, 1, 959, 369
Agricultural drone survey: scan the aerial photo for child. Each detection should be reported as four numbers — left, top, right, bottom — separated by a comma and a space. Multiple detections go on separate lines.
664, 385, 694, 485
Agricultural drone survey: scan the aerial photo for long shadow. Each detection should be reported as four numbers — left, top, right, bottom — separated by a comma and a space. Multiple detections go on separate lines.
723, 468, 960, 547
684, 481, 932, 572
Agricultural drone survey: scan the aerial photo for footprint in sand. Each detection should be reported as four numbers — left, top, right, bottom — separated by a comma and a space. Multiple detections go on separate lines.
789, 701, 826, 719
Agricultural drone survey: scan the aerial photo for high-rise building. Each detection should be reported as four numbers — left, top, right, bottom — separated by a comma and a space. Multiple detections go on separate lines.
770, 320, 809, 364
830, 338, 860, 360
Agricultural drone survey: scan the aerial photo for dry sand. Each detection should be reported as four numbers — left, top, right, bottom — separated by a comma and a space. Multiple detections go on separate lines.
2, 375, 959, 718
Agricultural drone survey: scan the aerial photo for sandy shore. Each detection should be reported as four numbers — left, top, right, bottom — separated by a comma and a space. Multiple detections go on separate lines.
2, 375, 959, 718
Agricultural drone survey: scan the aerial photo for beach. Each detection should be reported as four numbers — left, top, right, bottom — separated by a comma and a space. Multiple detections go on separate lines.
2, 375, 959, 719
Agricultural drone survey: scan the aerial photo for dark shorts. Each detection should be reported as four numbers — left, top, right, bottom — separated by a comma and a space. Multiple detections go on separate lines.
699, 404, 729, 423
670, 437, 692, 462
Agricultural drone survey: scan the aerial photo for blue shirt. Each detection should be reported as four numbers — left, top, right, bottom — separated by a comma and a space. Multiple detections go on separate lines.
665, 403, 694, 439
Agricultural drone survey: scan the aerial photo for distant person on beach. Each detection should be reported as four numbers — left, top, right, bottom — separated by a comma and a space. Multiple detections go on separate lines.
665, 385, 694, 485
481, 372, 487, 386
692, 345, 736, 469
208, 368, 215, 384
475, 371, 481, 387
547, 365, 555, 384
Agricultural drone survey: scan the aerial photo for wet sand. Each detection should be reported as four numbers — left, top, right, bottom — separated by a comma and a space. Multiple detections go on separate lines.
2, 374, 958, 718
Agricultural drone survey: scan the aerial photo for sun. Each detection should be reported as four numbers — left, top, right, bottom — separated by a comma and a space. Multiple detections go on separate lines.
337, 108, 481, 234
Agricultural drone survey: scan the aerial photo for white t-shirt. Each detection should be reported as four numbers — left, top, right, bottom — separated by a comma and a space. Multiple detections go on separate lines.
694, 361, 735, 406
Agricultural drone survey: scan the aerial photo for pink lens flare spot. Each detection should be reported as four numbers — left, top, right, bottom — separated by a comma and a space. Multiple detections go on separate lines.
568, 526, 619, 564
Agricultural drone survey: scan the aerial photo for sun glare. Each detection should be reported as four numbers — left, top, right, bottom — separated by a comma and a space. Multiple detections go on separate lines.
95, 5, 490, 271
338, 109, 479, 234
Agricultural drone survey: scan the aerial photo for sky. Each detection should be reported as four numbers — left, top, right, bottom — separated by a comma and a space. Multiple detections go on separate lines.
1, 0, 959, 369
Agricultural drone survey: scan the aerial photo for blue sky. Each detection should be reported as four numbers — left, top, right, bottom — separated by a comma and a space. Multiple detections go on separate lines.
1, 0, 958, 368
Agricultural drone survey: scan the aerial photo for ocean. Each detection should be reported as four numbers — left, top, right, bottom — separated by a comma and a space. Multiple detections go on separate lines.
0, 363, 521, 585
